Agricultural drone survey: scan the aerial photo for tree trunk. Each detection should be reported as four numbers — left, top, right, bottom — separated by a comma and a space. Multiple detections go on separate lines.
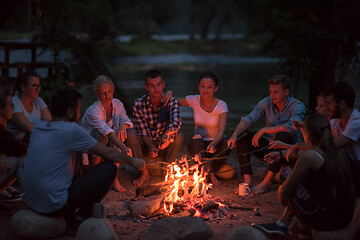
189, 15, 196, 40
200, 9, 216, 40
215, 17, 230, 42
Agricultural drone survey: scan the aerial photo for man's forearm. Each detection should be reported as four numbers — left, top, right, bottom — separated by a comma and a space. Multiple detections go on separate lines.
261, 124, 287, 135
105, 148, 143, 169
231, 120, 249, 138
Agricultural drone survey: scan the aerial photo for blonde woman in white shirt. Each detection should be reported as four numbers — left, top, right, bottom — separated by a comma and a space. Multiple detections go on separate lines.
81, 75, 146, 192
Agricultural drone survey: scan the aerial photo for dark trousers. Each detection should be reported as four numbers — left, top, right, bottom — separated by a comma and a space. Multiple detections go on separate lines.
187, 137, 230, 173
236, 131, 295, 175
53, 161, 117, 219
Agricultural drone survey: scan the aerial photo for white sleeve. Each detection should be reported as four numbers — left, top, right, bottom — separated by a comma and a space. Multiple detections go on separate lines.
343, 118, 360, 142
12, 97, 23, 114
35, 97, 48, 111
217, 100, 228, 114
185, 95, 197, 108
83, 107, 114, 136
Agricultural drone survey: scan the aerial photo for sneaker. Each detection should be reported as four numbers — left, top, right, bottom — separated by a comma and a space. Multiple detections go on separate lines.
0, 202, 15, 216
6, 186, 22, 198
0, 190, 22, 202
252, 222, 288, 239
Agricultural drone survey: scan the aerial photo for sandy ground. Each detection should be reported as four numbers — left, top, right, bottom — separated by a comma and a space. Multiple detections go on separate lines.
0, 122, 298, 239
0, 157, 294, 240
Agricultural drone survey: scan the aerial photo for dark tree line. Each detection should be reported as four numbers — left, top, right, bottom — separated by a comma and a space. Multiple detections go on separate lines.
236, 0, 360, 109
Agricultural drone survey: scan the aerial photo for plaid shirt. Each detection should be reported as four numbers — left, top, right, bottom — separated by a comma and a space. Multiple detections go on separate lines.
133, 94, 181, 141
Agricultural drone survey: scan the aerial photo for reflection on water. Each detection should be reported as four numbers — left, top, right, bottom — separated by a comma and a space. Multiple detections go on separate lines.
104, 54, 278, 65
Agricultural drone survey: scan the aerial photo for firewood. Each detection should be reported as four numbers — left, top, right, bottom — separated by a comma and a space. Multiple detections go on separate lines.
201, 200, 219, 212
136, 185, 163, 196
129, 194, 165, 217
171, 210, 192, 218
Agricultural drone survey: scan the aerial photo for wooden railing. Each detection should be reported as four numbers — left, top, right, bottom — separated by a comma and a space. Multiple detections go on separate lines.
0, 42, 63, 82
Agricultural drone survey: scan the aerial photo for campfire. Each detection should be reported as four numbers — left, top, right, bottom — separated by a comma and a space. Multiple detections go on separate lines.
163, 155, 212, 214
128, 154, 259, 221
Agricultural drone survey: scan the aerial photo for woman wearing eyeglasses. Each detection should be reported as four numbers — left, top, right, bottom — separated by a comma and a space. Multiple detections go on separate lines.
7, 72, 52, 141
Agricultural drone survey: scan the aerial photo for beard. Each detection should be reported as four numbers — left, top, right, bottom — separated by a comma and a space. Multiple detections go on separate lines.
330, 104, 341, 119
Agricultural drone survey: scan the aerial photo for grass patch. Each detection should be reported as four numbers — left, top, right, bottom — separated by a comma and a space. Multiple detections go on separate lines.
0, 31, 36, 40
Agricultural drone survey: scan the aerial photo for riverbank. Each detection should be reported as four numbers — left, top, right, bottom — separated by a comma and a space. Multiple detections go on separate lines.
98, 35, 266, 57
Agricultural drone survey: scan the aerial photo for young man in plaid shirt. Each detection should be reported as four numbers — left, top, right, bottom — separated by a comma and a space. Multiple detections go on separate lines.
132, 69, 183, 186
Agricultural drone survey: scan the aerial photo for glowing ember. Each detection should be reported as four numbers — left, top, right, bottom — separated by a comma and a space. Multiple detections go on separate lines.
164, 155, 212, 213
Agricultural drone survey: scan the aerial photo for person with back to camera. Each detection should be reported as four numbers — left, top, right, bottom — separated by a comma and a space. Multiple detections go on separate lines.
3, 72, 52, 202
253, 113, 355, 239
81, 75, 147, 192
22, 89, 144, 236
166, 72, 232, 185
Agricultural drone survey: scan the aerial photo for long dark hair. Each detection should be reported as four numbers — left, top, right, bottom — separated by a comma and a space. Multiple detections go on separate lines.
199, 72, 219, 87
12, 71, 39, 96
0, 89, 11, 110
305, 113, 354, 202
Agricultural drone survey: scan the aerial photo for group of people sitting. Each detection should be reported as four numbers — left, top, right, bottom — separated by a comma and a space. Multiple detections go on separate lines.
0, 69, 359, 238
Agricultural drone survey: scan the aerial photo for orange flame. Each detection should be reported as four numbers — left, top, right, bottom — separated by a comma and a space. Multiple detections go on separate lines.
164, 155, 212, 213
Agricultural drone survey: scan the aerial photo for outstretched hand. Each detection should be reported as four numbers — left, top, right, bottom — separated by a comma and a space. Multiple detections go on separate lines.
264, 152, 280, 165
227, 137, 237, 149
149, 147, 159, 158
292, 120, 304, 131
121, 146, 133, 157
132, 157, 145, 170
206, 142, 216, 154
118, 126, 128, 142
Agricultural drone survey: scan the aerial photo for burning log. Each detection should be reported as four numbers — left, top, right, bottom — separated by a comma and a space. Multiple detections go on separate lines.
136, 185, 164, 197
129, 194, 165, 217
201, 200, 219, 213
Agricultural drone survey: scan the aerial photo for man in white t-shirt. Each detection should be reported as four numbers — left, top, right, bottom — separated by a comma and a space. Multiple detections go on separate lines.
22, 89, 144, 235
324, 82, 360, 195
